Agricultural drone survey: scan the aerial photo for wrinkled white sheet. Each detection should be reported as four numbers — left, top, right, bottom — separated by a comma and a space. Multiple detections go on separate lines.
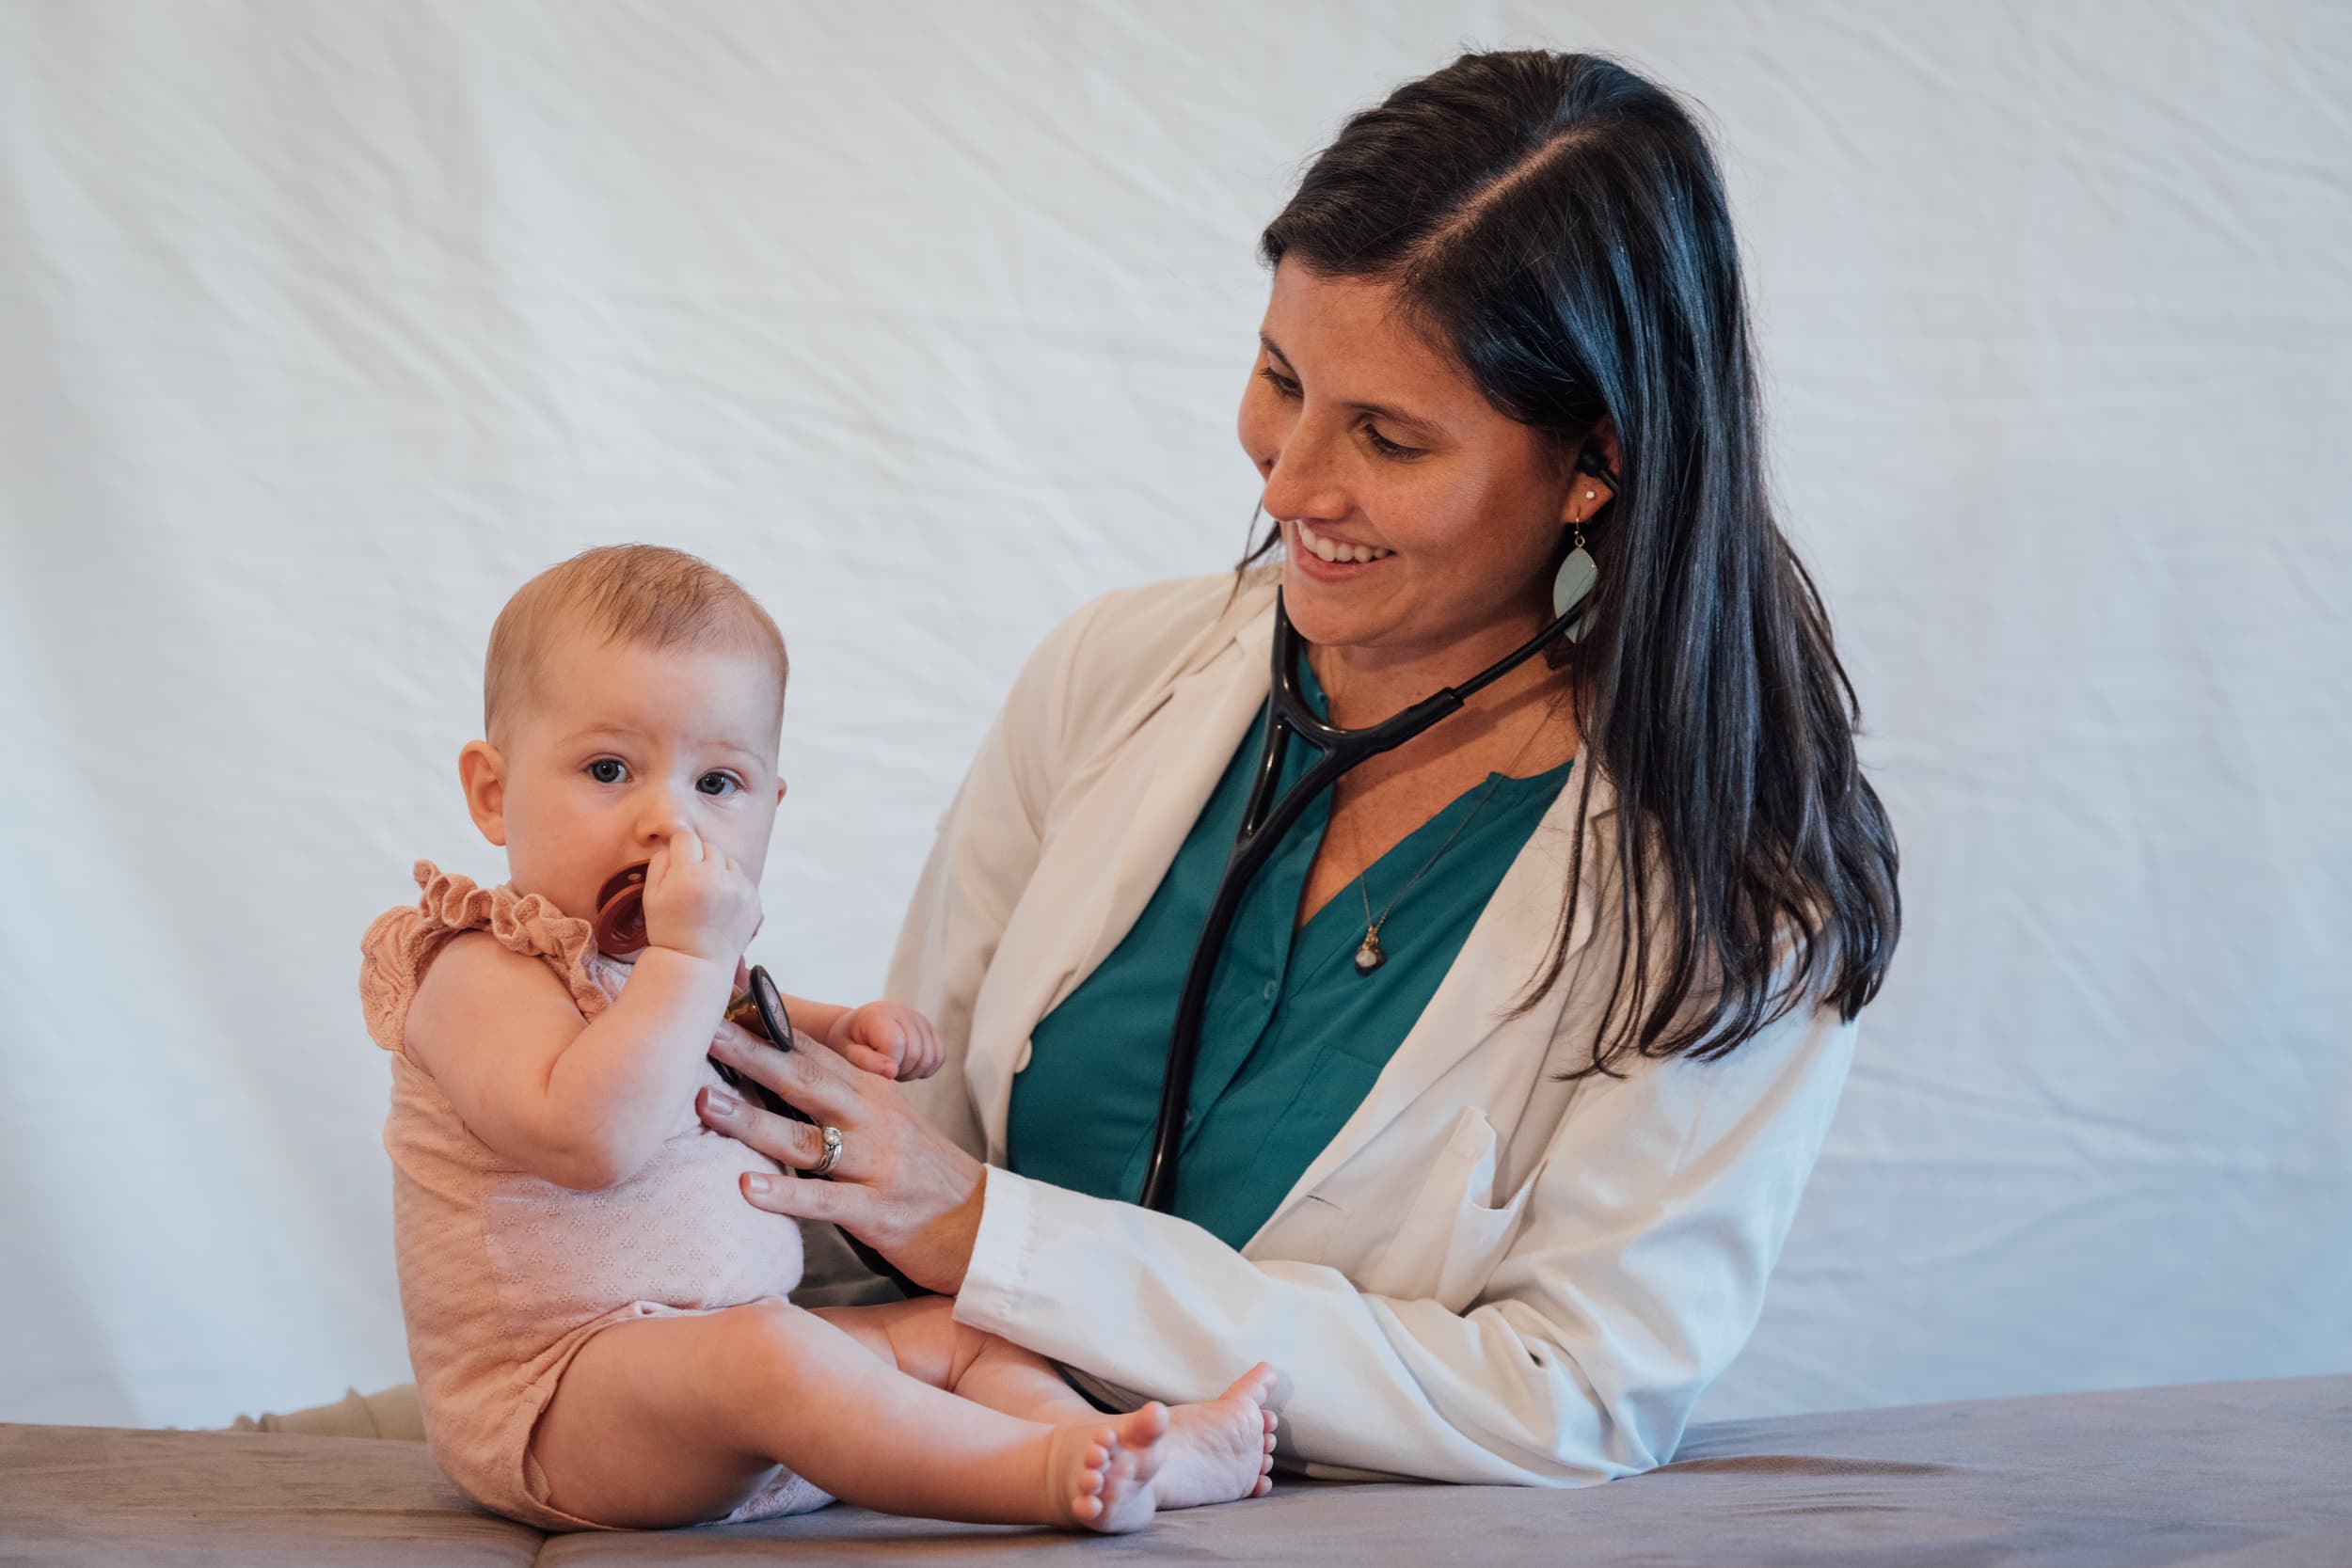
0, 1, 2345, 1431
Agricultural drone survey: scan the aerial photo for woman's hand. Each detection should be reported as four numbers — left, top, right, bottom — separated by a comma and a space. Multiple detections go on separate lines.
697, 1020, 985, 1294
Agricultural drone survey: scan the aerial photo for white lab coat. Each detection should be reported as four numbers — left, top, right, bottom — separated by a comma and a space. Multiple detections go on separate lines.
882, 566, 1857, 1486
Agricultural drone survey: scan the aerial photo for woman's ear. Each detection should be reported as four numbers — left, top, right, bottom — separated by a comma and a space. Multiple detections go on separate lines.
1559, 417, 1623, 526
457, 740, 508, 847
1587, 417, 1623, 482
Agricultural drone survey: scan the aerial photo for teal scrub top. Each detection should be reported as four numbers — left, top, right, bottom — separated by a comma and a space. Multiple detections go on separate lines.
1005, 655, 1573, 1249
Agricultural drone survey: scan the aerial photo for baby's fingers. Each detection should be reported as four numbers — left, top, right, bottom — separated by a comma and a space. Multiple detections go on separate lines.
905, 1018, 945, 1080
838, 1040, 899, 1078
906, 1042, 942, 1082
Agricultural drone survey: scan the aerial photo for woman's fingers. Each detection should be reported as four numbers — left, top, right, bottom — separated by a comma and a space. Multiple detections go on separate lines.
697, 1085, 835, 1171
738, 1165, 866, 1227
705, 1021, 866, 1122
694, 1081, 851, 1179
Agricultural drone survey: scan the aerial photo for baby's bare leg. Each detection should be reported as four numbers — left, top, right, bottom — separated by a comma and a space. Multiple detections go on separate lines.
821, 1298, 1281, 1510
531, 1296, 1163, 1531
818, 1296, 1100, 1424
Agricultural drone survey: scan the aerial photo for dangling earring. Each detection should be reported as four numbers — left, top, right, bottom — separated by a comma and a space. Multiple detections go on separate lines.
1551, 488, 1600, 638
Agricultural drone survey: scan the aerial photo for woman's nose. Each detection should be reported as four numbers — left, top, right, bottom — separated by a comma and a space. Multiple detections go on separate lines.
1258, 420, 1347, 524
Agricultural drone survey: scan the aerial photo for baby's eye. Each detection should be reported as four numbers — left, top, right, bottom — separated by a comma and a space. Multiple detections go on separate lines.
697, 772, 741, 797
586, 758, 627, 784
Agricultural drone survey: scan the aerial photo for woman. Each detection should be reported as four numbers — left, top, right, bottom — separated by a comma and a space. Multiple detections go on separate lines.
696, 48, 1899, 1486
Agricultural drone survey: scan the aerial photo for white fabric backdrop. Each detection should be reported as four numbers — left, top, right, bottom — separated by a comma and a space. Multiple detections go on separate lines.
2, 1, 2345, 1432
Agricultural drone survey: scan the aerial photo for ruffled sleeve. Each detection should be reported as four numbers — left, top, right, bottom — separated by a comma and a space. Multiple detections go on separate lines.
358, 860, 612, 1059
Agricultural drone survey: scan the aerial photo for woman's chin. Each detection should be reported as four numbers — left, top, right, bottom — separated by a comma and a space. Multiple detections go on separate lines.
1280, 557, 1394, 648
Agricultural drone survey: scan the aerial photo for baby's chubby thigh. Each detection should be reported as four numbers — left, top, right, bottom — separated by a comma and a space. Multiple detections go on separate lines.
531, 1296, 847, 1530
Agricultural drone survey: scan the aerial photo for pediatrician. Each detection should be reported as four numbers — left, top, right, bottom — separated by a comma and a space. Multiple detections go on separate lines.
696, 48, 1901, 1486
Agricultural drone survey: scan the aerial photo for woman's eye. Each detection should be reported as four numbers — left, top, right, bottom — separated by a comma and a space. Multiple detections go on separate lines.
1364, 423, 1421, 460
1257, 365, 1300, 400
586, 759, 627, 784
697, 772, 740, 797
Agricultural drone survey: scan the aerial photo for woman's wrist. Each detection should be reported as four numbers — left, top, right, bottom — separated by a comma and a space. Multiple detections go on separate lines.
919, 1159, 988, 1294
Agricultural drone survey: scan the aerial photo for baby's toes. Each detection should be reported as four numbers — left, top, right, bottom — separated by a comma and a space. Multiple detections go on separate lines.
1066, 1438, 1112, 1521
1088, 1433, 1159, 1534
1077, 1443, 1111, 1493
1221, 1362, 1279, 1408
1111, 1401, 1172, 1453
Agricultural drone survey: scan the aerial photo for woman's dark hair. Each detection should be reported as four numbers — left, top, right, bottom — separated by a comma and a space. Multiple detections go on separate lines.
1248, 50, 1899, 1075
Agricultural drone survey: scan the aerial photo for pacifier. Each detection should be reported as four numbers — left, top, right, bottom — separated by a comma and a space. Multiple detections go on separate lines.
591, 863, 651, 958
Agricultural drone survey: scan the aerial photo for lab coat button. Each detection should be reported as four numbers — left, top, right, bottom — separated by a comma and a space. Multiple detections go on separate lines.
1012, 1039, 1034, 1072
1262, 979, 1279, 1003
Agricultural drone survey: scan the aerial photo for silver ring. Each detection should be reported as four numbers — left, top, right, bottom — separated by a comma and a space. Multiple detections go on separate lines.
809, 1124, 843, 1178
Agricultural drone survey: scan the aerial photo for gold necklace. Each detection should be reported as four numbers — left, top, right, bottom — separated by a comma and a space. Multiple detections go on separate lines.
1346, 710, 1551, 976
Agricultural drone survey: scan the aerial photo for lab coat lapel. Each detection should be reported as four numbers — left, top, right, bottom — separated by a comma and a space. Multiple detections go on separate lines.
964, 603, 1277, 1157
1257, 767, 1619, 1235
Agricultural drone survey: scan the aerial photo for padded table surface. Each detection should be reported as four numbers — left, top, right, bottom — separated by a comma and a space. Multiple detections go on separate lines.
5, 1373, 2346, 1565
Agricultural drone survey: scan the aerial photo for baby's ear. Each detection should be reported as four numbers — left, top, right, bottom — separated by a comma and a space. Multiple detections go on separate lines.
457, 740, 508, 847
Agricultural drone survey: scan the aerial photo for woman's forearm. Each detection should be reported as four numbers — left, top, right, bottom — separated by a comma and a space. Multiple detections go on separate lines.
951, 1000, 1853, 1484
951, 1166, 1627, 1484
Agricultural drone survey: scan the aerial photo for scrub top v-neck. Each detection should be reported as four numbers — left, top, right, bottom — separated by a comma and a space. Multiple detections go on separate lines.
1005, 653, 1573, 1250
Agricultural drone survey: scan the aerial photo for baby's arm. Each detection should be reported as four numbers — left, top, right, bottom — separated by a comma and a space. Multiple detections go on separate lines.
405, 831, 755, 1190
765, 990, 945, 1081
406, 936, 732, 1190
761, 990, 850, 1049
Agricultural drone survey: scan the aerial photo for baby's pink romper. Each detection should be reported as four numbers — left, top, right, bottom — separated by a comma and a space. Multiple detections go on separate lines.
359, 861, 831, 1529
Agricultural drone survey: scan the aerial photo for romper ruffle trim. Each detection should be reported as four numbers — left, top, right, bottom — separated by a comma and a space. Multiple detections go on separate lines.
360, 861, 613, 1059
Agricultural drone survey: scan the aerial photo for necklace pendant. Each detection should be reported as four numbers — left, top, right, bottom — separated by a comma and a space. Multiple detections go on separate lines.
1354, 933, 1385, 975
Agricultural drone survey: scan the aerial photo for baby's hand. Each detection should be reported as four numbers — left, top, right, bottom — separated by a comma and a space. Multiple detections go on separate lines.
825, 1001, 945, 1081
638, 830, 761, 965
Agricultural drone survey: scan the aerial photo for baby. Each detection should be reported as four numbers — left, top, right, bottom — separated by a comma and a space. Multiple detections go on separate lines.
360, 544, 1277, 1533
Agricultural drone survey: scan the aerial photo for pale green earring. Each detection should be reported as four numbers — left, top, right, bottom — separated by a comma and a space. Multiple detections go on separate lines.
1551, 484, 1603, 636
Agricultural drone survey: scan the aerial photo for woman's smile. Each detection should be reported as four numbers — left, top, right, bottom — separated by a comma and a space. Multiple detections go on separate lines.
1287, 519, 1397, 586
1294, 520, 1395, 565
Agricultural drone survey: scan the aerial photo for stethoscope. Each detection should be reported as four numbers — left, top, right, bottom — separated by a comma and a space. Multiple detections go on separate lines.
1137, 472, 1611, 1211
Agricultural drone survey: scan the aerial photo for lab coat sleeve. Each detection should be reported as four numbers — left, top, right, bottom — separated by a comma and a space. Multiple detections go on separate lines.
951, 994, 1855, 1486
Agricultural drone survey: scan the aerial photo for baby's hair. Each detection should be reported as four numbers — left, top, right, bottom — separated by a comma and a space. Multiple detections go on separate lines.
485, 545, 787, 747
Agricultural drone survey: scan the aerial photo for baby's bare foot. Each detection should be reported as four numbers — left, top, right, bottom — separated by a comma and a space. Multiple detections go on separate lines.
1050, 1403, 1169, 1534
1151, 1362, 1281, 1510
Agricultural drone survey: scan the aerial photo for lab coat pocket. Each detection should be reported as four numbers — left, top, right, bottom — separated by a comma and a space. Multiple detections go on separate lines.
1357, 1108, 1535, 1313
